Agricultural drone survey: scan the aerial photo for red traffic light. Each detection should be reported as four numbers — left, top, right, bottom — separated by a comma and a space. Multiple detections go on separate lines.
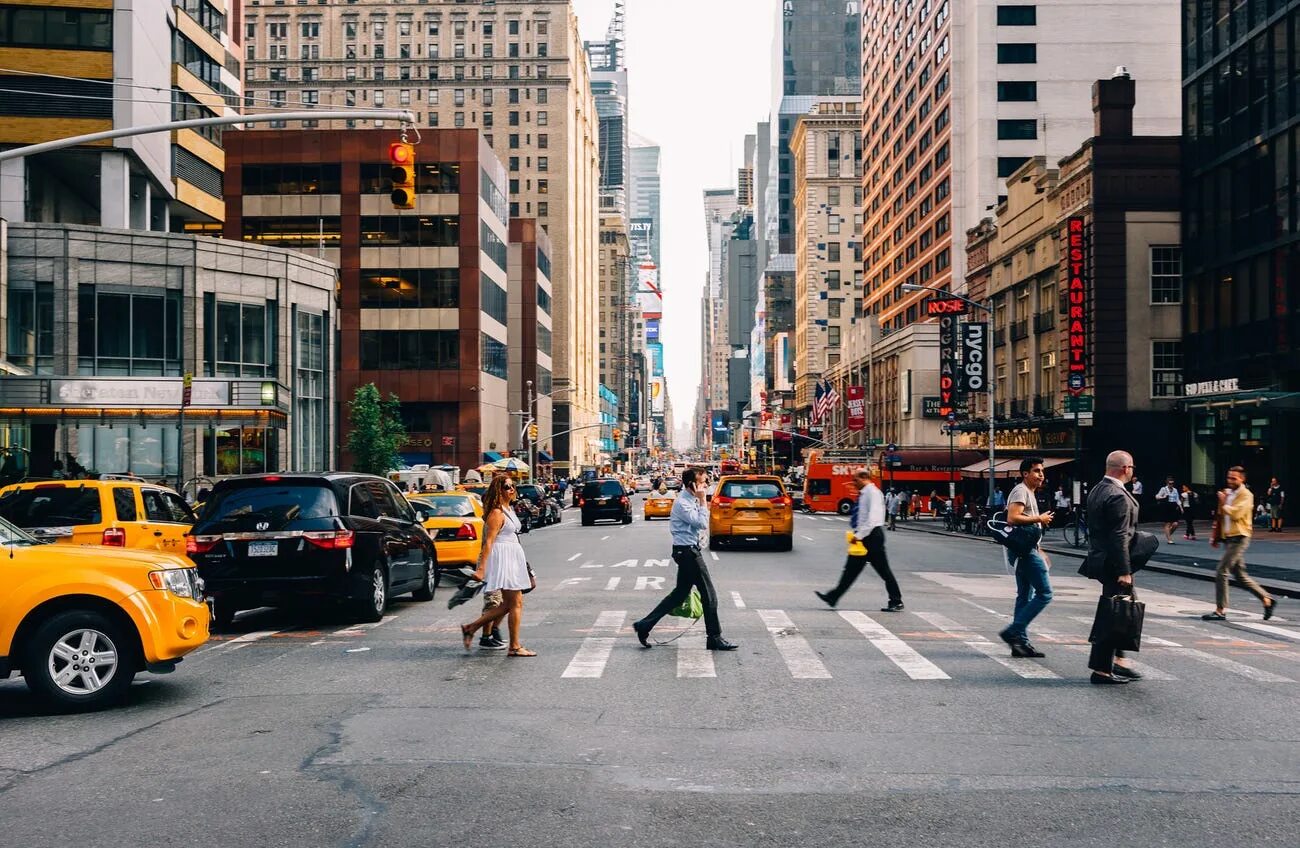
388, 141, 414, 165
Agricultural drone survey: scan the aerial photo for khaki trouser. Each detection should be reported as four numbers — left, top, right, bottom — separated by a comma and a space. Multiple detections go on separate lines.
1216, 535, 1267, 609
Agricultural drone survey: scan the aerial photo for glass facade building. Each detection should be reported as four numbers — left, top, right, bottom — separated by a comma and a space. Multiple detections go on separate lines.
1182, 0, 1300, 494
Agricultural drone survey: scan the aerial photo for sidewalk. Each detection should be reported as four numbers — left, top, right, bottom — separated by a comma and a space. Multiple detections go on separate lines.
894, 516, 1300, 597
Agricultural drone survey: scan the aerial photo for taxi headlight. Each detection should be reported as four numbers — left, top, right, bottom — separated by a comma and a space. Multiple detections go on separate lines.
149, 567, 203, 599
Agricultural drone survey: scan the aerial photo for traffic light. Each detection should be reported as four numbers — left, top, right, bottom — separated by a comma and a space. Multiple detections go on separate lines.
612, 428, 622, 443
388, 141, 416, 209
528, 422, 539, 441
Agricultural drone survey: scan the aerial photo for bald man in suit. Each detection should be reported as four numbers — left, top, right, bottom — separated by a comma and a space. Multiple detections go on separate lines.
1081, 450, 1142, 685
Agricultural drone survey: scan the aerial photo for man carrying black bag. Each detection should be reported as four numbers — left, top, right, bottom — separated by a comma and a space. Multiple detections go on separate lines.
1079, 450, 1146, 684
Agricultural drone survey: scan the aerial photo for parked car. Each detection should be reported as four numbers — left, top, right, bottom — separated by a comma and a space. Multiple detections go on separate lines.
408, 493, 484, 571
0, 515, 209, 711
0, 479, 196, 557
580, 478, 633, 526
515, 484, 558, 527
188, 473, 436, 628
708, 475, 795, 551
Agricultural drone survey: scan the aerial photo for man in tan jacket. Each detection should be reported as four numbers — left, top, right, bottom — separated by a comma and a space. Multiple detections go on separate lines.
1204, 466, 1278, 621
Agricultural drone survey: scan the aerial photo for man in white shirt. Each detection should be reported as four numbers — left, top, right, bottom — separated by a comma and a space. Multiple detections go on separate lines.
997, 457, 1055, 658
816, 467, 904, 611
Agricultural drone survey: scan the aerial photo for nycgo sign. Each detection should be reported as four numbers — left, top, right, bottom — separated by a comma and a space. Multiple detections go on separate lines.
962, 323, 986, 393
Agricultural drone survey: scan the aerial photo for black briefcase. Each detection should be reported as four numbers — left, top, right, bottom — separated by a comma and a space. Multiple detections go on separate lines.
1089, 594, 1145, 652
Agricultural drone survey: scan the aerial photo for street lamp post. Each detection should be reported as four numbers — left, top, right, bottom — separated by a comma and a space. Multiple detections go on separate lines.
901, 283, 997, 507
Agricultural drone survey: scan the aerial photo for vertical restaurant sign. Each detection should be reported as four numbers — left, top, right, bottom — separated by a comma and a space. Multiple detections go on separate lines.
1066, 216, 1087, 395
938, 313, 959, 415
846, 385, 866, 431
961, 322, 987, 394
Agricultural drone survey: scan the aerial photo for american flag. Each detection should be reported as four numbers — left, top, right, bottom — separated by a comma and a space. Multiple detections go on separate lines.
814, 379, 840, 423
812, 381, 826, 424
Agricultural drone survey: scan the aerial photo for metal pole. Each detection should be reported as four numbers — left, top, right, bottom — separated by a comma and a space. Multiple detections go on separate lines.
1073, 399, 1081, 546
987, 308, 996, 508
528, 381, 536, 485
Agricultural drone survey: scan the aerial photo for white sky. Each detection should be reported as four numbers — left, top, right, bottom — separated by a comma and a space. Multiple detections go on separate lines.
571, 0, 775, 441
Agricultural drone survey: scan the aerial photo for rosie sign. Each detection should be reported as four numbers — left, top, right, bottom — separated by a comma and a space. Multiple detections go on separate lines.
1066, 216, 1087, 395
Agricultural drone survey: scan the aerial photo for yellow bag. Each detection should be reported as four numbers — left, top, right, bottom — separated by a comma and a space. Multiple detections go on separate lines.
846, 530, 867, 557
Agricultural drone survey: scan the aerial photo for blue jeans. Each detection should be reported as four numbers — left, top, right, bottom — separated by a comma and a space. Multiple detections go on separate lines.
1005, 548, 1052, 641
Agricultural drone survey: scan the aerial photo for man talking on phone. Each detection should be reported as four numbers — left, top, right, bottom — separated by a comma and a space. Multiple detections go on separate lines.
633, 467, 738, 651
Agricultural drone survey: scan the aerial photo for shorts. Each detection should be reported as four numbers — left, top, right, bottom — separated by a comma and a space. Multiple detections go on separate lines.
1270, 504, 1283, 520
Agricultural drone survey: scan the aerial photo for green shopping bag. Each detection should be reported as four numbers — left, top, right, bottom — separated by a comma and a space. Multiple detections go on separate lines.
670, 587, 703, 619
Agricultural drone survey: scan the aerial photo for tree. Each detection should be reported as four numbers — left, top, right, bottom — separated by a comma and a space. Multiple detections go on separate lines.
346, 383, 406, 475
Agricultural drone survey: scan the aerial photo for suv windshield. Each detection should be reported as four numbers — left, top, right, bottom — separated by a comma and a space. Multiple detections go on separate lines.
199, 482, 339, 531
720, 480, 783, 499
0, 486, 103, 527
583, 480, 625, 498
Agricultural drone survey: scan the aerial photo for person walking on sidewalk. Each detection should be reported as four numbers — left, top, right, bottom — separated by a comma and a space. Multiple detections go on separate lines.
1156, 476, 1183, 545
886, 488, 900, 530
997, 457, 1055, 658
1081, 450, 1144, 684
1266, 478, 1286, 533
816, 467, 904, 611
633, 467, 738, 651
1204, 466, 1278, 621
1180, 484, 1198, 540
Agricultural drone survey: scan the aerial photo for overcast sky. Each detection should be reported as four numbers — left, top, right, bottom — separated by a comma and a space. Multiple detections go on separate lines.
571, 0, 775, 443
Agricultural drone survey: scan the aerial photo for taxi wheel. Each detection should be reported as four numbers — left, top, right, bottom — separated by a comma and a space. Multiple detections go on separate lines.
411, 554, 436, 602
622, 514, 632, 525
837, 499, 854, 515
708, 537, 723, 551
22, 610, 138, 712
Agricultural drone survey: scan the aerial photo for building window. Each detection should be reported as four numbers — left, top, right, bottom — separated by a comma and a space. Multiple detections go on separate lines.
360, 330, 459, 370
997, 118, 1037, 140
828, 326, 841, 347
296, 310, 326, 472
212, 301, 272, 378
0, 6, 113, 49
1151, 341, 1183, 397
77, 286, 182, 376
997, 43, 1037, 63
997, 156, 1030, 178
827, 242, 841, 262
481, 333, 508, 380
1150, 245, 1182, 304
996, 5, 1037, 25
7, 283, 54, 374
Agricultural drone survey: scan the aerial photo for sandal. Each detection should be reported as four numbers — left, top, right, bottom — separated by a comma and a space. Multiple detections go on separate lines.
507, 647, 537, 657
461, 625, 475, 651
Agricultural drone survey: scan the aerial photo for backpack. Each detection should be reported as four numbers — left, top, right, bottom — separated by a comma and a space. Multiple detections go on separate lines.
985, 510, 1043, 556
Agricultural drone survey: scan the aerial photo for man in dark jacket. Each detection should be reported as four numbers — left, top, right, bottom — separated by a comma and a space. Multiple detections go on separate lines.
1080, 450, 1142, 684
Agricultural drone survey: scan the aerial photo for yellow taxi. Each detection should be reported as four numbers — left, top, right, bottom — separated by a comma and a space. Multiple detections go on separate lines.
0, 479, 196, 556
708, 475, 795, 551
0, 515, 209, 710
643, 490, 675, 520
456, 482, 488, 500
408, 492, 485, 569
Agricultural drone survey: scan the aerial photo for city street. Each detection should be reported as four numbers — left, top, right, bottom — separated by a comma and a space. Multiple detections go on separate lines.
2, 497, 1298, 846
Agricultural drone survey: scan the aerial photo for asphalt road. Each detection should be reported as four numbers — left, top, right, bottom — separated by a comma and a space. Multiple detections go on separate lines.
3, 499, 1298, 847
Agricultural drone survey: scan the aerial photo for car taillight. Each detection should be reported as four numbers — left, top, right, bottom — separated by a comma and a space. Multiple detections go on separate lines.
714, 496, 734, 506
770, 496, 792, 507
619, 496, 628, 505
579, 498, 586, 506
186, 534, 222, 555
102, 527, 126, 546
303, 529, 355, 549
454, 523, 477, 541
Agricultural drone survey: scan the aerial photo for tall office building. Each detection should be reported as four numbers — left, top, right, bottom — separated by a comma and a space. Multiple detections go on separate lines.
769, 0, 861, 254
703, 188, 739, 419
240, 0, 602, 470
859, 0, 1180, 334
0, 0, 243, 230
1181, 0, 1299, 491
628, 133, 661, 267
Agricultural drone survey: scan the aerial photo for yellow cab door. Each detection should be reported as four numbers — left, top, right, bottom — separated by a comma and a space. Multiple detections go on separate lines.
139, 487, 196, 556
103, 486, 145, 548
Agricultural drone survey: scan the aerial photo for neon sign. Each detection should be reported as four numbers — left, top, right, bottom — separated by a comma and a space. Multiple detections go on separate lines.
1066, 216, 1087, 396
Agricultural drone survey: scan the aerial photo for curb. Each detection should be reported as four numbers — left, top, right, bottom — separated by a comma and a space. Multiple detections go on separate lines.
894, 521, 1300, 598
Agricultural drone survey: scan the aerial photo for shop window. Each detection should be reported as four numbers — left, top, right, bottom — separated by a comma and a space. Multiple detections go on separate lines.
207, 427, 278, 476
75, 426, 178, 477
77, 286, 182, 377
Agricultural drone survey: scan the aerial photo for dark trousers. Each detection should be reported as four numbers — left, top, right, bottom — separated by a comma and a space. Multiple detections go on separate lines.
1088, 577, 1136, 673
639, 545, 722, 637
826, 528, 902, 605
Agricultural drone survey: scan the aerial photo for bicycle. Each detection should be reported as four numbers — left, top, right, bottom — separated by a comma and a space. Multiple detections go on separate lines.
1057, 508, 1090, 548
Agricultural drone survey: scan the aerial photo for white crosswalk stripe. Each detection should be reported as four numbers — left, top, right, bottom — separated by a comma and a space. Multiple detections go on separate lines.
562, 610, 626, 678
1164, 647, 1293, 682
1032, 624, 1178, 681
1233, 621, 1300, 643
756, 609, 832, 679
676, 643, 716, 678
839, 611, 950, 680
913, 611, 1059, 679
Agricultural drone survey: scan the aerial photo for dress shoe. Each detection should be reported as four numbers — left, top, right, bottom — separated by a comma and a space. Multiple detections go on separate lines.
706, 636, 739, 651
1264, 598, 1279, 621
1014, 641, 1045, 658
1112, 664, 1143, 680
881, 602, 905, 612
815, 590, 837, 608
633, 620, 652, 648
1090, 672, 1130, 685
998, 627, 1020, 647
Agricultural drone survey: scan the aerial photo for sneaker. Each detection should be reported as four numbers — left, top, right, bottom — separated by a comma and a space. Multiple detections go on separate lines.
1264, 598, 1278, 621
480, 635, 506, 650
881, 602, 905, 612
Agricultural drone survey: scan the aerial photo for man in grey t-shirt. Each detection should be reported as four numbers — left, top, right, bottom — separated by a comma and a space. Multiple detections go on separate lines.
998, 457, 1055, 658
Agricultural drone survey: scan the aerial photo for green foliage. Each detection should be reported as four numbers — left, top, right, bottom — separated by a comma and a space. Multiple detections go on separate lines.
346, 383, 407, 475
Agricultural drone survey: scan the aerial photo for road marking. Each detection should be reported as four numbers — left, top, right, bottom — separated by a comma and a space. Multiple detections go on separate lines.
1033, 624, 1178, 680
1163, 647, 1293, 682
357, 615, 398, 630
839, 611, 949, 680
601, 535, 611, 541
801, 535, 815, 541
1233, 621, 1300, 643
221, 630, 279, 652
568, 553, 582, 561
756, 609, 832, 679
731, 591, 746, 609
677, 643, 716, 678
1065, 616, 1180, 647
710, 551, 719, 561
957, 597, 1010, 619
554, 577, 592, 590
562, 610, 626, 678
913, 612, 1058, 679
605, 577, 621, 591
634, 575, 666, 590
835, 517, 849, 522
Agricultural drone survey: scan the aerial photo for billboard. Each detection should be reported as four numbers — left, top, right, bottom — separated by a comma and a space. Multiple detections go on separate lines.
648, 342, 664, 377
651, 376, 665, 416
773, 332, 792, 392
629, 217, 653, 260
711, 409, 730, 444
961, 322, 987, 395
645, 318, 660, 341
846, 385, 866, 431
637, 262, 662, 319
1065, 216, 1088, 395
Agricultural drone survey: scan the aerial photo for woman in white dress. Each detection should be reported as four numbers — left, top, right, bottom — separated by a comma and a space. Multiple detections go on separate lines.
461, 476, 536, 656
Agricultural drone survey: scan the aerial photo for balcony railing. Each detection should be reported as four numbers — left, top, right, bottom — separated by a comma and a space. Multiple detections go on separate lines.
1010, 319, 1029, 341
1034, 394, 1057, 417
1010, 399, 1030, 418
1033, 310, 1055, 333
992, 327, 1007, 347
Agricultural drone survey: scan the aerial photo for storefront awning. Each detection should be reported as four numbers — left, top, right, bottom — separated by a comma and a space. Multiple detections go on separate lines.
537, 451, 554, 463
961, 457, 1072, 478
482, 451, 504, 463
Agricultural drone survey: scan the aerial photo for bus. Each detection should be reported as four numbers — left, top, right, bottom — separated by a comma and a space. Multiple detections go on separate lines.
801, 450, 876, 514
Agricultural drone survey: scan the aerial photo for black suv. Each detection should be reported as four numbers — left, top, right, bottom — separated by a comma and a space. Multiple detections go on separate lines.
580, 478, 633, 526
188, 473, 437, 628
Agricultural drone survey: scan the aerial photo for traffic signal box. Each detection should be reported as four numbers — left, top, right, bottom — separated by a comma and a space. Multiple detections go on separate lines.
388, 141, 416, 209
528, 422, 539, 441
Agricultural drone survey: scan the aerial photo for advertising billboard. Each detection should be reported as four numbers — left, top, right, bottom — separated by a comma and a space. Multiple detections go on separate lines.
637, 263, 662, 319
711, 409, 730, 444
1065, 216, 1087, 395
629, 217, 653, 260
645, 318, 660, 341
651, 377, 665, 416
648, 342, 664, 377
846, 385, 866, 431
773, 332, 792, 392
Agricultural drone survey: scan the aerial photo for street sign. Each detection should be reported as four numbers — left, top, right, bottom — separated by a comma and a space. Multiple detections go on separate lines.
866, 437, 883, 447
1063, 394, 1094, 413
886, 443, 898, 453
181, 372, 193, 407
442, 435, 455, 447
925, 298, 969, 316
1067, 372, 1084, 394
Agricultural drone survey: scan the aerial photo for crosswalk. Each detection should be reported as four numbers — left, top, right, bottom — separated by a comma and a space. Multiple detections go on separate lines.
549, 607, 1300, 683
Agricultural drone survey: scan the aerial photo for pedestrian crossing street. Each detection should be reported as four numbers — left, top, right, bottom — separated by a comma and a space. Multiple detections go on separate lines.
552, 606, 1300, 683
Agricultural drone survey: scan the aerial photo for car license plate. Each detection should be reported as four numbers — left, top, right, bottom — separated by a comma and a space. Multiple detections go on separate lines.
596, 498, 607, 504
248, 541, 278, 557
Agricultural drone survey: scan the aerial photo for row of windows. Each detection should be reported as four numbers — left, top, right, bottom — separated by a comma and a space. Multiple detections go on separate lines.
0, 6, 111, 50
481, 333, 508, 380
254, 61, 553, 85
359, 269, 459, 310
480, 274, 507, 326
359, 330, 459, 371
1183, 0, 1294, 73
